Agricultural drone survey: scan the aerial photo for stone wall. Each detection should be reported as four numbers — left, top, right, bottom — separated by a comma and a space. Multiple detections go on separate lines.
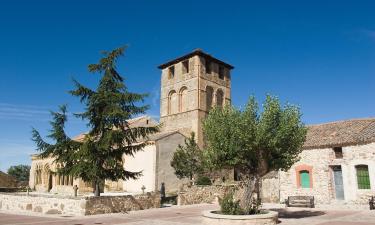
85, 192, 161, 215
177, 185, 240, 205
155, 133, 187, 193
261, 171, 280, 203
279, 148, 332, 205
0, 193, 85, 215
341, 143, 375, 204
0, 192, 161, 216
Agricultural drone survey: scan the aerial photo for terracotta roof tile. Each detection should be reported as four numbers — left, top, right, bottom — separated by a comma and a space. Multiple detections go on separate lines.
303, 118, 375, 149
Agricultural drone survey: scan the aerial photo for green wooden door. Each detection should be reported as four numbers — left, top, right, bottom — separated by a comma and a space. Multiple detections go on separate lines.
300, 171, 310, 188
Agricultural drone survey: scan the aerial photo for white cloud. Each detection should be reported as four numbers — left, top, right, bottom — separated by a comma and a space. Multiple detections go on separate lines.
0, 103, 51, 121
0, 102, 81, 122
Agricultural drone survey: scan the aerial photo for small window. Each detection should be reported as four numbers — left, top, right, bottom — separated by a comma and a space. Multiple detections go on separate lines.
182, 60, 189, 74
333, 147, 343, 159
205, 60, 211, 74
168, 66, 175, 79
299, 170, 310, 188
218, 66, 225, 79
356, 165, 371, 189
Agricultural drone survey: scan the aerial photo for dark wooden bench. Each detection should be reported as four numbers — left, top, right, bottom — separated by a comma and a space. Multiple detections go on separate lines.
286, 196, 315, 208
369, 196, 375, 210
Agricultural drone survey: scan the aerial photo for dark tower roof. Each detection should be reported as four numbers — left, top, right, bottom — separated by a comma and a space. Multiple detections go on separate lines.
158, 49, 234, 70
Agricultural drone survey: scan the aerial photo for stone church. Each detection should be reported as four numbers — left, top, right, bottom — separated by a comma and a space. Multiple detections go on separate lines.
29, 49, 233, 194
29, 49, 375, 206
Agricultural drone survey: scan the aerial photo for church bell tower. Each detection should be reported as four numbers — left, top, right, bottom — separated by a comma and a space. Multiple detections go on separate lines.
158, 49, 234, 147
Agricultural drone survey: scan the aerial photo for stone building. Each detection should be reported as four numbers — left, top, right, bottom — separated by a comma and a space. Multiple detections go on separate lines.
262, 118, 375, 206
29, 49, 234, 195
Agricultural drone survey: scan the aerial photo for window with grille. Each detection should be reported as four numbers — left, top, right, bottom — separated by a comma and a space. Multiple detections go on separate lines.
356, 165, 371, 189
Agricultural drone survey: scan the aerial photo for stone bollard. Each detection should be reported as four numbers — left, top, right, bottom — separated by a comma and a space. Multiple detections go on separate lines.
73, 185, 79, 197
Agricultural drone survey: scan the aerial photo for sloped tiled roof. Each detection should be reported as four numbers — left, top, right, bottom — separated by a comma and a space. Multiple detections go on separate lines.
303, 118, 375, 149
145, 130, 185, 142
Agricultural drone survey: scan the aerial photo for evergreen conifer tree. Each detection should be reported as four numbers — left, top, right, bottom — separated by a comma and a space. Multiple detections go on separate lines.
32, 46, 159, 196
170, 132, 203, 181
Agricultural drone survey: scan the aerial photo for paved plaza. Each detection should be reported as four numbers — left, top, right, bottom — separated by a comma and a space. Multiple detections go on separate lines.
1, 204, 375, 225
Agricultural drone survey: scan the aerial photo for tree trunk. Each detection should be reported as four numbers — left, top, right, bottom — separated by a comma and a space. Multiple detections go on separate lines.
241, 176, 257, 214
256, 175, 262, 206
94, 182, 100, 197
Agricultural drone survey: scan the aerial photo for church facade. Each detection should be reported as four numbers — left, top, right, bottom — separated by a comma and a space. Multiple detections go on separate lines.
29, 50, 375, 206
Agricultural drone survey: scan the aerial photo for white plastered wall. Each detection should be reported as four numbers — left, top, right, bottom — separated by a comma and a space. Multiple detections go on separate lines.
123, 144, 156, 193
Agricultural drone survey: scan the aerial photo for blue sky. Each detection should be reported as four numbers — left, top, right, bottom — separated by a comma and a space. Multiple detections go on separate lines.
0, 0, 374, 172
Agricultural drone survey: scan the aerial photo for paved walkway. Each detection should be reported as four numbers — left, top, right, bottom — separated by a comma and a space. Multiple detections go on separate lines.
1, 204, 375, 225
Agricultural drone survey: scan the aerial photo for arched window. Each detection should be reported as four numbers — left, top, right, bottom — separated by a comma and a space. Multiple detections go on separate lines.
299, 170, 310, 188
216, 89, 224, 107
206, 86, 214, 111
179, 87, 188, 112
168, 90, 178, 114
356, 165, 370, 189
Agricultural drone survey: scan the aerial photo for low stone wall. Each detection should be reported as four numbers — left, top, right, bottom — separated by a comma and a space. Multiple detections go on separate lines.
85, 192, 161, 215
178, 184, 241, 205
0, 193, 85, 215
0, 192, 161, 216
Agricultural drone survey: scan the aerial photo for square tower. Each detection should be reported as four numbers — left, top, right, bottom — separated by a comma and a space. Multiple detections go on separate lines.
158, 49, 234, 147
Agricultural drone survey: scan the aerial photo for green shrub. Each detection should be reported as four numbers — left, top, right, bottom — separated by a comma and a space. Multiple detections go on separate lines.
219, 192, 243, 215
195, 176, 212, 185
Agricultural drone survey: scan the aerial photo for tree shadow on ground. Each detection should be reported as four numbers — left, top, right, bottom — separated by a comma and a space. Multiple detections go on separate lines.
271, 208, 325, 219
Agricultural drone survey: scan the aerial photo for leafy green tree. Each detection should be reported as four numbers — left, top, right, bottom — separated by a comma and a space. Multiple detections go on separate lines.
170, 132, 203, 181
203, 95, 307, 214
7, 165, 30, 182
32, 46, 159, 196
